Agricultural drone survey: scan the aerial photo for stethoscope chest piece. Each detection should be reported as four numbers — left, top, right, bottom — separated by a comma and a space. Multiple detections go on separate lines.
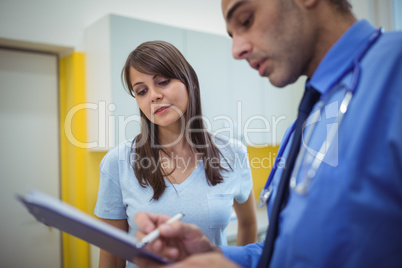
259, 185, 273, 207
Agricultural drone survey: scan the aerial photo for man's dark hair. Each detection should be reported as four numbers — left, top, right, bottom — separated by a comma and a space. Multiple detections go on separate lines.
329, 0, 352, 13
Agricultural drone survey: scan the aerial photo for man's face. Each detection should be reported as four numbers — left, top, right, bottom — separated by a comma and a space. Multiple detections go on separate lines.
222, 0, 315, 87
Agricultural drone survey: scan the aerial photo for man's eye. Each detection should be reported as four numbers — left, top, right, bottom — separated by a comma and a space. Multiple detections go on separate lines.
242, 16, 252, 27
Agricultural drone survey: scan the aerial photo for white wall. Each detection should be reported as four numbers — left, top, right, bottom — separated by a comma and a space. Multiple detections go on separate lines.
0, 48, 61, 268
0, 0, 399, 55
0, 0, 398, 53
394, 0, 402, 30
350, 0, 395, 31
0, 0, 226, 53
0, 0, 397, 144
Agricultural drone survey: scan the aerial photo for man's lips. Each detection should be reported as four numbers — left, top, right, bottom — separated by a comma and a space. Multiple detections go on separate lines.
250, 59, 267, 76
154, 105, 172, 114
258, 60, 267, 76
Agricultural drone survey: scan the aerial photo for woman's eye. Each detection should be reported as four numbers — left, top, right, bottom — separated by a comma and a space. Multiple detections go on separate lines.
158, 79, 170, 86
136, 88, 147, 96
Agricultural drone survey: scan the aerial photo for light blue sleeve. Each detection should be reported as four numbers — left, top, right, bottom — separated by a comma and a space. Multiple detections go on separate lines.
220, 241, 264, 268
94, 150, 127, 219
234, 143, 253, 204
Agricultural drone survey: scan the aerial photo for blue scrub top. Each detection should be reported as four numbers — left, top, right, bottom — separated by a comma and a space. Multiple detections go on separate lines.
222, 20, 402, 268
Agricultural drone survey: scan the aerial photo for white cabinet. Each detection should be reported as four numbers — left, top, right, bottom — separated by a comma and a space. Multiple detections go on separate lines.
184, 30, 233, 137
85, 14, 302, 150
85, 15, 185, 150
228, 54, 269, 145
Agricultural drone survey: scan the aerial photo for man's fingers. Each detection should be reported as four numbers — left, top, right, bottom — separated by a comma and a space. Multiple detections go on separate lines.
134, 257, 162, 268
157, 246, 181, 261
135, 212, 172, 234
159, 221, 200, 240
149, 238, 164, 253
134, 212, 156, 233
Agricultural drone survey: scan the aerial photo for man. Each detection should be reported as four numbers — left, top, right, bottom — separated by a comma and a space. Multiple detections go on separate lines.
135, 0, 402, 267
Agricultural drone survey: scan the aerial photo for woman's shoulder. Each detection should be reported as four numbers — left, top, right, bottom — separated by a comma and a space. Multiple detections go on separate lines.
211, 134, 250, 173
100, 139, 135, 168
211, 133, 247, 156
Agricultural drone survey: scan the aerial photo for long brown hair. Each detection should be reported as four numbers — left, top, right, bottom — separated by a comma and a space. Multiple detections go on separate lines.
122, 40, 230, 200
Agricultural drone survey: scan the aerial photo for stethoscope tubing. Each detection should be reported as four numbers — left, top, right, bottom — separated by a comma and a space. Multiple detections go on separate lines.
259, 27, 383, 206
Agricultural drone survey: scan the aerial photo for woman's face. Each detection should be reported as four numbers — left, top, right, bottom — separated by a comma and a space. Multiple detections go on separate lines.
129, 66, 189, 130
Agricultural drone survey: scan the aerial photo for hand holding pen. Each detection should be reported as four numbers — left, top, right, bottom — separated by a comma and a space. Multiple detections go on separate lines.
137, 212, 185, 248
134, 211, 221, 265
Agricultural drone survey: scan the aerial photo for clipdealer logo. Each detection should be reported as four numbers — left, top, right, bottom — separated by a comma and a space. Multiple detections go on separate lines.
63, 101, 288, 150
302, 100, 340, 167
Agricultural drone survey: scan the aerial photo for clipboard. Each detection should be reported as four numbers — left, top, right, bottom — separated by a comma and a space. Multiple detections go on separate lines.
16, 189, 170, 264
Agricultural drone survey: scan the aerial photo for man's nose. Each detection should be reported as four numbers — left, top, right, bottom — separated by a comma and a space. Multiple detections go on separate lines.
232, 35, 252, 60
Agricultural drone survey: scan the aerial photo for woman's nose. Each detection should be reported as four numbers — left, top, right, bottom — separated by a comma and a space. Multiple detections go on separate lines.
150, 87, 163, 102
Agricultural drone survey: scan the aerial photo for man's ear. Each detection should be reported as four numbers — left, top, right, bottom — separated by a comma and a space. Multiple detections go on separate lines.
297, 0, 319, 9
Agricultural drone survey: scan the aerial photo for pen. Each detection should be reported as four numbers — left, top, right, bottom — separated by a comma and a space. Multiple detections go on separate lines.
137, 212, 185, 248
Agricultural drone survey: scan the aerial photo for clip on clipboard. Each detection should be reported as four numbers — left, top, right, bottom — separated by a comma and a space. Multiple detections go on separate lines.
16, 189, 171, 264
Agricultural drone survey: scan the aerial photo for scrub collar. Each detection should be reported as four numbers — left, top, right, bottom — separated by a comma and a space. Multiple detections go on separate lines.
308, 20, 377, 95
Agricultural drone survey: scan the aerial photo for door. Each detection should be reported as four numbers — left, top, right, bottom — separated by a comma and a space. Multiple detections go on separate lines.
0, 48, 62, 267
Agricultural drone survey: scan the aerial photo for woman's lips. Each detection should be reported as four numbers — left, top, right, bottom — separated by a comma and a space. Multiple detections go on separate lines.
154, 105, 171, 114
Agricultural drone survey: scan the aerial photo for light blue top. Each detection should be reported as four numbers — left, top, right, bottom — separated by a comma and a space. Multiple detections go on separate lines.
95, 134, 253, 267
221, 20, 402, 268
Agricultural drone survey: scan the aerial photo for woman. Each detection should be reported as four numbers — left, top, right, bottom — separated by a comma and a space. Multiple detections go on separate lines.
95, 41, 257, 267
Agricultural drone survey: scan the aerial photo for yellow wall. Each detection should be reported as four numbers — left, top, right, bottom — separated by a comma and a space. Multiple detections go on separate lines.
60, 52, 107, 268
247, 145, 280, 201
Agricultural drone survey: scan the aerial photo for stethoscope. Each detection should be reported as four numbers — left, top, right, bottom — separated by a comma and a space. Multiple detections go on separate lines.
259, 27, 383, 207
